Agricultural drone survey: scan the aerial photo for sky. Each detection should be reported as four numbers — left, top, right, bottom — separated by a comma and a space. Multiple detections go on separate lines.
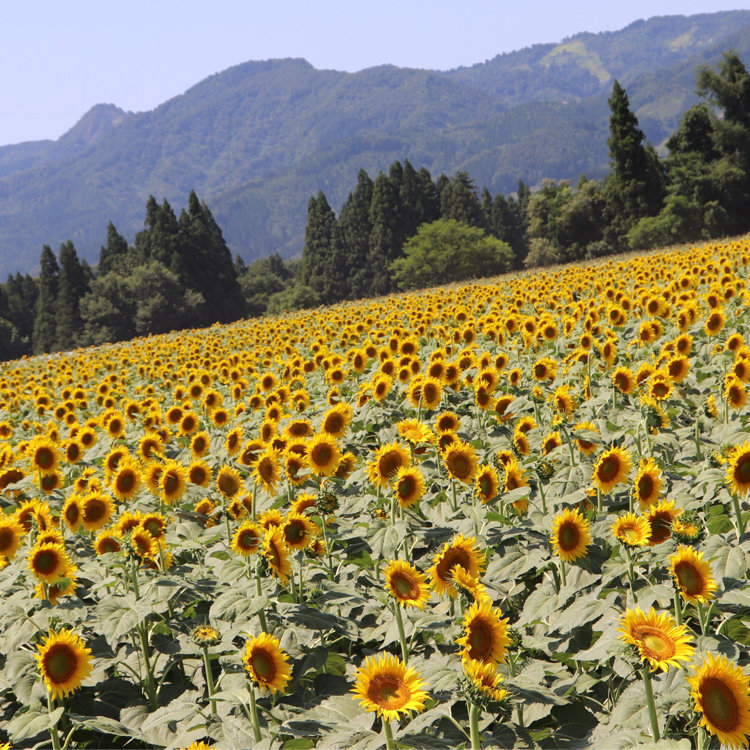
1, 1, 749, 147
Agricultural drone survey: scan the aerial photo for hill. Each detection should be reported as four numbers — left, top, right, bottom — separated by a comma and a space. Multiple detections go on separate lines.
1, 10, 750, 276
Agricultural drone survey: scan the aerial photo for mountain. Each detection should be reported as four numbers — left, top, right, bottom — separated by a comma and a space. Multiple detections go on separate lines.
1, 10, 750, 277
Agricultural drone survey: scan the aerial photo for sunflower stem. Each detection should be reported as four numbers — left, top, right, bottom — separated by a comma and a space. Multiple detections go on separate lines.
560, 424, 577, 466
137, 621, 157, 711
225, 506, 233, 550
451, 480, 458, 513
47, 693, 62, 750
697, 725, 709, 750
673, 589, 683, 626
202, 645, 218, 717
248, 684, 262, 742
255, 559, 269, 632
731, 491, 746, 539
559, 559, 567, 588
393, 601, 409, 664
625, 548, 636, 602
383, 719, 396, 750
641, 665, 660, 741
469, 702, 482, 749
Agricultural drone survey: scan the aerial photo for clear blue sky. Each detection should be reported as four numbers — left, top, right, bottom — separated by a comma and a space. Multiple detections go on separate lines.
1, 0, 748, 146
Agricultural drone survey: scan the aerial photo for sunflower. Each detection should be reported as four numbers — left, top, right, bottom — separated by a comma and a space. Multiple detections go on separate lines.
187, 459, 211, 488
619, 606, 694, 671
428, 534, 486, 598
396, 419, 434, 447
252, 449, 281, 494
726, 376, 748, 410
611, 512, 651, 547
0, 516, 25, 559
28, 542, 70, 584
231, 521, 263, 556
352, 652, 429, 723
443, 440, 478, 484
242, 631, 292, 695
456, 599, 510, 665
452, 564, 489, 603
36, 628, 92, 699
669, 546, 718, 604
542, 431, 563, 456
283, 450, 310, 486
475, 464, 500, 504
282, 512, 318, 550
94, 531, 122, 555
503, 457, 527, 493
259, 508, 285, 529
189, 431, 211, 459
420, 377, 444, 410
573, 422, 599, 455
140, 512, 167, 540
320, 403, 352, 438
36, 563, 78, 604
81, 492, 114, 531
434, 411, 460, 434
633, 458, 663, 509
393, 466, 426, 509
728, 443, 750, 495
29, 436, 60, 475
307, 433, 342, 478
367, 442, 411, 488
645, 499, 682, 545
463, 658, 508, 703
129, 528, 157, 560
550, 507, 591, 563
262, 527, 292, 584
592, 446, 632, 493
383, 559, 431, 608
159, 461, 187, 504
552, 385, 576, 416
612, 366, 636, 395
687, 652, 750, 749
111, 458, 141, 501
648, 372, 673, 401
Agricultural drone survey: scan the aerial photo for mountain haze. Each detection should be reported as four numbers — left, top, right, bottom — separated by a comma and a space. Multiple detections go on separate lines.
2, 10, 750, 277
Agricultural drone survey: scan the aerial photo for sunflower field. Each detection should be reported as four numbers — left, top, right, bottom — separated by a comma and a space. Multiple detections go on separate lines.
2, 238, 750, 749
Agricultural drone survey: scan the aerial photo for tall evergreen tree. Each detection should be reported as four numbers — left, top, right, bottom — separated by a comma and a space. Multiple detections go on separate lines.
368, 172, 401, 296
440, 172, 484, 227
98, 221, 131, 275
55, 241, 90, 350
338, 169, 374, 300
5, 272, 37, 352
301, 191, 336, 300
32, 245, 60, 354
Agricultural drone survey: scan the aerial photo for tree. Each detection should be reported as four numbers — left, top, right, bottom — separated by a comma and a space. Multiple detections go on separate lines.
55, 241, 90, 350
98, 221, 131, 275
390, 219, 512, 290
439, 172, 484, 227
301, 191, 336, 299
368, 172, 402, 296
32, 245, 59, 354
3, 273, 36, 356
338, 169, 374, 300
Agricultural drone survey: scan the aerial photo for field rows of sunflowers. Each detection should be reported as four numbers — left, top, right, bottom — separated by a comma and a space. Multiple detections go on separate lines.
2, 238, 750, 748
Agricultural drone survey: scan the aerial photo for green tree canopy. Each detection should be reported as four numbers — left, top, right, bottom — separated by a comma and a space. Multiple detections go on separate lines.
390, 218, 512, 290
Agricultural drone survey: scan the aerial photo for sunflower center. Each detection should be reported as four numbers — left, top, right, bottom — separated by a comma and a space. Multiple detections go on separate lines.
636, 627, 675, 660
674, 561, 703, 596
35, 447, 55, 469
468, 620, 493, 661
450, 455, 471, 479
84, 499, 106, 522
117, 471, 136, 493
239, 530, 259, 551
437, 549, 470, 581
163, 472, 180, 495
558, 522, 580, 551
392, 572, 419, 600
325, 415, 344, 434
285, 521, 306, 544
312, 444, 333, 466
368, 673, 407, 709
64, 505, 80, 524
44, 644, 77, 683
35, 550, 60, 574
736, 456, 750, 484
598, 457, 619, 482
398, 476, 416, 499
638, 475, 654, 499
701, 676, 739, 731
506, 472, 519, 491
0, 528, 15, 551
250, 649, 276, 681
479, 476, 492, 495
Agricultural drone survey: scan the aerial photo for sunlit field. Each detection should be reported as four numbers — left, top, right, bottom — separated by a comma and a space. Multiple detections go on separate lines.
3, 237, 750, 749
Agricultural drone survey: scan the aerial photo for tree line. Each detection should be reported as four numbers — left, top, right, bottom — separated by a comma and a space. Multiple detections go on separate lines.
1, 52, 749, 362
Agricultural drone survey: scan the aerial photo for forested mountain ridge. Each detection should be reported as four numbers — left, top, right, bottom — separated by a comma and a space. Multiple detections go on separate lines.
1, 10, 750, 276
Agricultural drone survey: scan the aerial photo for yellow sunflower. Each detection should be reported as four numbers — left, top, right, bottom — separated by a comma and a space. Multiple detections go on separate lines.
668, 546, 718, 605
592, 446, 632, 493
619, 606, 694, 672
428, 534, 486, 598
550, 507, 591, 563
320, 403, 352, 438
463, 658, 508, 703
352, 652, 429, 723
81, 492, 114, 532
94, 531, 122, 555
611, 512, 651, 547
28, 542, 70, 584
633, 458, 663, 509
159, 460, 188, 504
187, 459, 212, 487
282, 512, 319, 550
36, 628, 92, 699
727, 443, 750, 495
252, 449, 281, 493
28, 435, 60, 475
573, 421, 599, 455
456, 599, 511, 665
242, 631, 292, 695
367, 442, 411, 488
644, 499, 682, 545
262, 527, 291, 584
216, 465, 244, 499
307, 433, 342, 478
442, 440, 478, 484
0, 516, 25, 560
475, 464, 500, 504
231, 521, 263, 556
612, 366, 636, 395
394, 466, 426, 509
111, 458, 141, 501
687, 652, 750, 749
383, 559, 431, 608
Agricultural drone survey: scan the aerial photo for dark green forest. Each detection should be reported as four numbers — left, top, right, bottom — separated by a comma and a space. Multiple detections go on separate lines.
1, 52, 750, 363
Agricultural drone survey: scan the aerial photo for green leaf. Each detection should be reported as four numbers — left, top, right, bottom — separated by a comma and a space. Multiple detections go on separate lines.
8, 706, 64, 743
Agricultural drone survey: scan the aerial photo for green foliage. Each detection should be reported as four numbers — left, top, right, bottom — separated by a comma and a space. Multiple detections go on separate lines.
31, 245, 59, 354
390, 218, 513, 289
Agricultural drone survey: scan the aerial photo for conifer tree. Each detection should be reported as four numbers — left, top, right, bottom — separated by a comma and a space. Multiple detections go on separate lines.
98, 221, 131, 275
368, 172, 401, 296
55, 241, 90, 350
301, 191, 336, 299
32, 245, 60, 354
338, 169, 373, 300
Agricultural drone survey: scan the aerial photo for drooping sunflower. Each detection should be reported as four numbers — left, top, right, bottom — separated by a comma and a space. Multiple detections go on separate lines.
262, 527, 292, 584
669, 546, 718, 604
592, 446, 632, 493
644, 499, 682, 545
367, 442, 411, 488
393, 466, 426, 509
307, 433, 342, 478
442, 440, 478, 484
383, 559, 431, 608
352, 652, 429, 723
550, 507, 592, 563
428, 534, 486, 598
619, 606, 694, 672
36, 628, 92, 699
727, 443, 750, 495
463, 658, 508, 703
611, 512, 651, 547
36, 563, 78, 604
503, 457, 528, 493
0, 515, 25, 559
633, 457, 663, 509
687, 652, 750, 749
242, 631, 292, 695
456, 599, 510, 666
231, 521, 263, 556
542, 431, 563, 456
283, 450, 309, 486
28, 542, 71, 584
